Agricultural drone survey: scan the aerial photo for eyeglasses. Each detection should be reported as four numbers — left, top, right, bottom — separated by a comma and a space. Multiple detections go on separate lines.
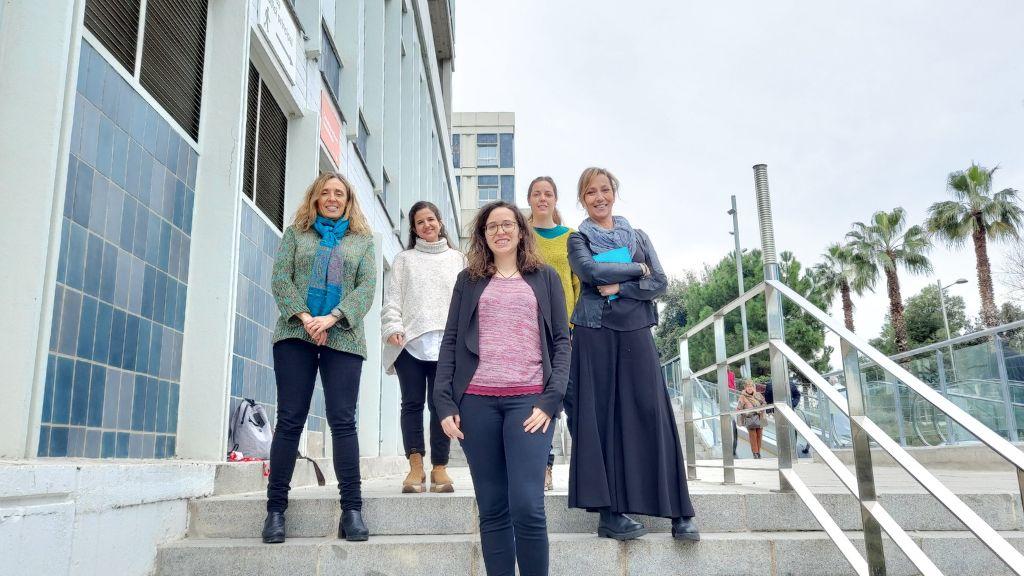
485, 220, 518, 236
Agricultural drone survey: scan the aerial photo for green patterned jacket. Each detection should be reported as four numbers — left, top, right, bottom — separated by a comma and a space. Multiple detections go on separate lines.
271, 224, 377, 358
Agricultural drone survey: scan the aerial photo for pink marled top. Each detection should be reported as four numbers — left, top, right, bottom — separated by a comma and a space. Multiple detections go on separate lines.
466, 276, 544, 397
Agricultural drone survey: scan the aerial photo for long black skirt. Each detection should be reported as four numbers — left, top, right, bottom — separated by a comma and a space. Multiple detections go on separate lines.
566, 325, 695, 519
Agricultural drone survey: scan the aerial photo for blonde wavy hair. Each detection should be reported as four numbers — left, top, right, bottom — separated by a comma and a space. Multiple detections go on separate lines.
576, 167, 620, 206
292, 171, 371, 235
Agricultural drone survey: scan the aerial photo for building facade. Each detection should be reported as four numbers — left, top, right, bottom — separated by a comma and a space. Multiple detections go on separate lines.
0, 0, 459, 464
451, 111, 515, 244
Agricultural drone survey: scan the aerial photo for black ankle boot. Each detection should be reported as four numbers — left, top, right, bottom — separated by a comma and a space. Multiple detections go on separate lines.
262, 511, 286, 544
339, 509, 369, 542
671, 516, 700, 541
597, 510, 647, 540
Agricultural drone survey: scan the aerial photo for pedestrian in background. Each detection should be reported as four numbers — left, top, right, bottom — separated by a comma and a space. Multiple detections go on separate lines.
263, 172, 376, 544
737, 379, 767, 459
381, 201, 465, 494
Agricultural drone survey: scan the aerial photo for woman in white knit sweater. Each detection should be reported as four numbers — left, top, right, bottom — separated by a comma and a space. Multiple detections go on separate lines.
382, 201, 466, 493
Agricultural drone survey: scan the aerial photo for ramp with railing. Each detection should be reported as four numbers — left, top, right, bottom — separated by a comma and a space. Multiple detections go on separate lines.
669, 165, 1024, 576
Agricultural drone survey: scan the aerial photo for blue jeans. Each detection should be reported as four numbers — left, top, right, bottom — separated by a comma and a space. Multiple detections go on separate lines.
459, 393, 553, 576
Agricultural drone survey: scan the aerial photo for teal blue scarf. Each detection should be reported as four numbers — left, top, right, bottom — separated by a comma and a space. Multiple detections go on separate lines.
306, 216, 350, 317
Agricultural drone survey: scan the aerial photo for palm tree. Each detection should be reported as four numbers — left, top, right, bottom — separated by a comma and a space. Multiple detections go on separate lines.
847, 208, 932, 352
812, 243, 874, 332
926, 163, 1022, 327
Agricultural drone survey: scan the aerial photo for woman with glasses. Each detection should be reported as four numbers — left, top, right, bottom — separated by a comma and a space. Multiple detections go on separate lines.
565, 167, 699, 542
434, 201, 570, 576
526, 176, 580, 490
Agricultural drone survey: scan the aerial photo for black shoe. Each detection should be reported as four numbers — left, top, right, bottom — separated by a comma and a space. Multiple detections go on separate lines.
672, 517, 700, 541
597, 510, 647, 540
262, 511, 286, 544
754, 452, 761, 459
339, 509, 369, 542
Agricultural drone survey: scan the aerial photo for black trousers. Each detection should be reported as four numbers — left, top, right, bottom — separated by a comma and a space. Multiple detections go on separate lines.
460, 393, 553, 576
267, 338, 363, 512
393, 350, 449, 465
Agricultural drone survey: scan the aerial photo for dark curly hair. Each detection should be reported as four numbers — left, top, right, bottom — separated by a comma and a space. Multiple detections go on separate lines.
405, 201, 457, 249
466, 201, 543, 280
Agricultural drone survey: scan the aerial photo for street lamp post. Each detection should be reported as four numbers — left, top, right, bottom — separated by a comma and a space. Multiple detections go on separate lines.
729, 195, 752, 379
937, 278, 968, 382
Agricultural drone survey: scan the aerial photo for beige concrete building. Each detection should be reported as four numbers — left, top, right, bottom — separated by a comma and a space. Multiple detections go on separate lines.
451, 112, 515, 245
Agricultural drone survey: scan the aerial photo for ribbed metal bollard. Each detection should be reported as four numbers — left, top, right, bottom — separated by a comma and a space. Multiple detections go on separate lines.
752, 164, 778, 274
752, 164, 796, 489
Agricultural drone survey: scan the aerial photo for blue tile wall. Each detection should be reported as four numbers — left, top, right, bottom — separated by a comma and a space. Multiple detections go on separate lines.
230, 203, 328, 456
39, 40, 195, 459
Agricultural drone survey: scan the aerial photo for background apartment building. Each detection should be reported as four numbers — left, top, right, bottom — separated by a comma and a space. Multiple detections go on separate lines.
0, 0, 457, 572
451, 111, 515, 245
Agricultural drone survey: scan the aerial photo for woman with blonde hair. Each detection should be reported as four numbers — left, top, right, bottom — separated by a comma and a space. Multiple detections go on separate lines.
434, 201, 570, 575
565, 167, 698, 542
381, 200, 465, 493
527, 176, 580, 490
262, 172, 376, 544
737, 379, 767, 459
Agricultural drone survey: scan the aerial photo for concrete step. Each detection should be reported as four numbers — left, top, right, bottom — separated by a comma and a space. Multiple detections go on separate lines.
155, 531, 1024, 576
187, 488, 1024, 538
212, 456, 409, 496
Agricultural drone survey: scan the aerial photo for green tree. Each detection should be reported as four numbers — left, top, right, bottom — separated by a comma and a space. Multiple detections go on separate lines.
661, 249, 830, 375
926, 163, 1022, 327
848, 208, 933, 352
811, 243, 875, 332
869, 284, 967, 354
654, 276, 694, 359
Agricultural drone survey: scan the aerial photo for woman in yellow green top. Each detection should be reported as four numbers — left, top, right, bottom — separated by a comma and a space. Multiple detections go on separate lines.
527, 176, 581, 491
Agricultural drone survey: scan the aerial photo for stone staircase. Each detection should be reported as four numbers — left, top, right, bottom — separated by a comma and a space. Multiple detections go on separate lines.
154, 463, 1024, 576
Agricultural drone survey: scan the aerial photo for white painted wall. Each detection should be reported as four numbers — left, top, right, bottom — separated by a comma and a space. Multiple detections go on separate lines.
176, 0, 253, 461
0, 0, 82, 459
0, 461, 215, 576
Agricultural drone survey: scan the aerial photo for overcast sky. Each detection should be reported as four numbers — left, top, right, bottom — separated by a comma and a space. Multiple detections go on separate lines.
450, 0, 1024, 346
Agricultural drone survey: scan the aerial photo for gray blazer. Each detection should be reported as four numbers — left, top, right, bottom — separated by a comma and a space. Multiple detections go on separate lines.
432, 265, 571, 420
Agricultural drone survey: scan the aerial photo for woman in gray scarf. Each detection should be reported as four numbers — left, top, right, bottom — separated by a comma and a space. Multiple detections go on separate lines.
565, 167, 699, 542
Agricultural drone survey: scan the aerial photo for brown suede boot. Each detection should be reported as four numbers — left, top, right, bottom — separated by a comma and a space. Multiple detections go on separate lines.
544, 465, 554, 491
402, 453, 426, 493
429, 464, 455, 493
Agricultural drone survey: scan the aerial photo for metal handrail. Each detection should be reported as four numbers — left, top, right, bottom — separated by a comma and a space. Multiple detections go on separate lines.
820, 318, 1024, 380
683, 282, 766, 337
676, 278, 1024, 575
770, 279, 1024, 473
887, 318, 1024, 361
672, 165, 1024, 574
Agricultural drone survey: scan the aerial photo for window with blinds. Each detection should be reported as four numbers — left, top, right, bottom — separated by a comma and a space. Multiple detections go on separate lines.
243, 64, 288, 231
83, 0, 141, 72
320, 24, 343, 105
83, 0, 208, 141
139, 0, 208, 140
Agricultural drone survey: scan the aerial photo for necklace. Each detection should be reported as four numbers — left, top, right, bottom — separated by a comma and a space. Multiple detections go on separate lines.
495, 267, 520, 279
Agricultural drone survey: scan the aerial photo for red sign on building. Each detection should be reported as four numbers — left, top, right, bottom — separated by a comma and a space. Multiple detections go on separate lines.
320, 91, 342, 166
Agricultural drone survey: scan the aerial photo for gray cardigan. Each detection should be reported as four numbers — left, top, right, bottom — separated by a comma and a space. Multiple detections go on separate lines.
432, 265, 571, 420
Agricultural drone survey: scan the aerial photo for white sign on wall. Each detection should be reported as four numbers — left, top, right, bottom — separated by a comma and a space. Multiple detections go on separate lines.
257, 0, 300, 86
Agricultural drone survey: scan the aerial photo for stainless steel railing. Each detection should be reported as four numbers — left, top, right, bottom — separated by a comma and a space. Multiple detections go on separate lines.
675, 278, 1024, 575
